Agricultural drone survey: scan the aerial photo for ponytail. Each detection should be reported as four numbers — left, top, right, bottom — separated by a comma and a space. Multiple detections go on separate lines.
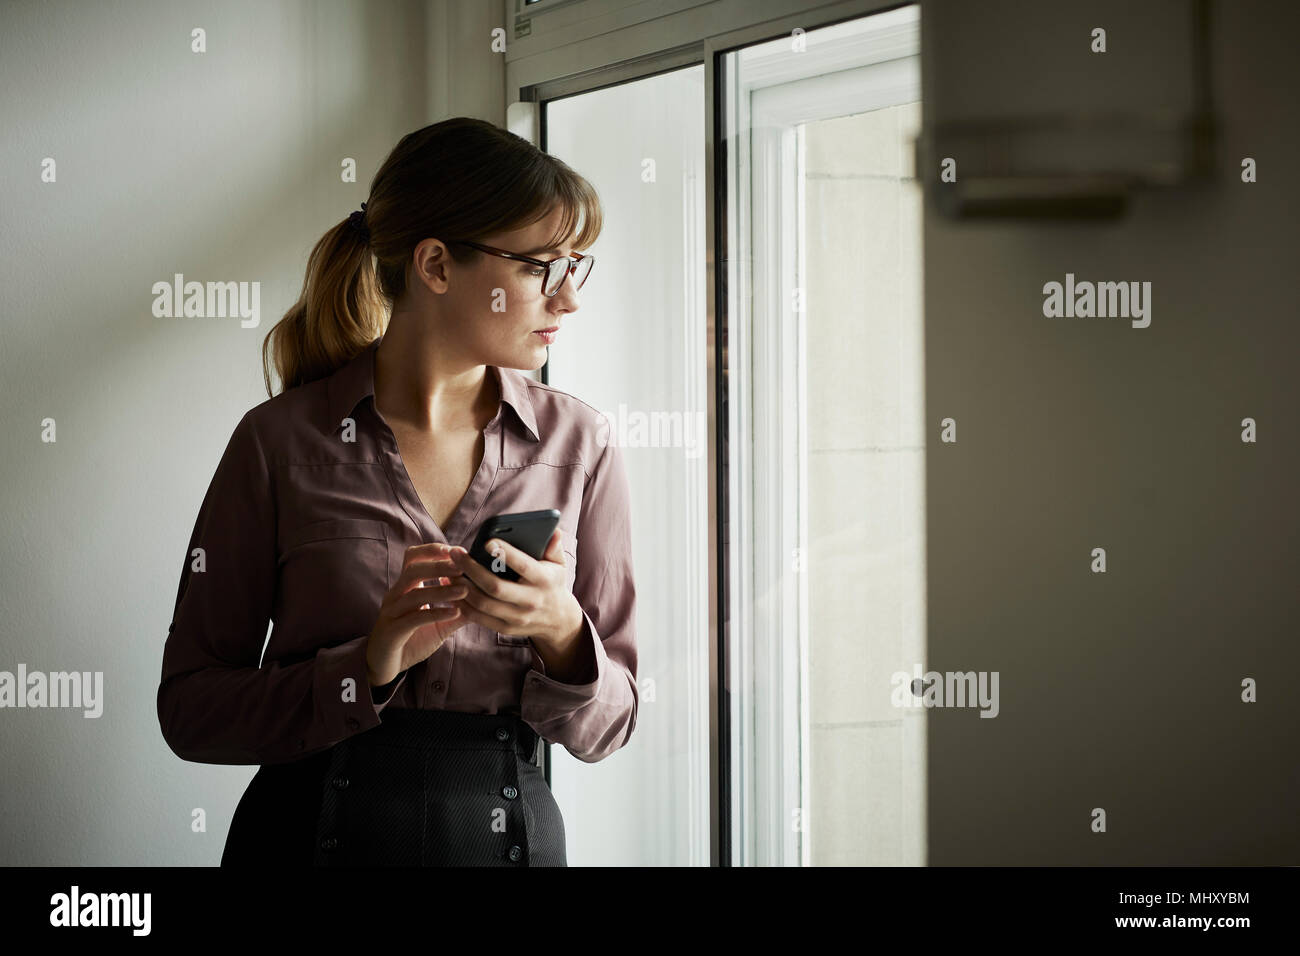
261, 215, 387, 396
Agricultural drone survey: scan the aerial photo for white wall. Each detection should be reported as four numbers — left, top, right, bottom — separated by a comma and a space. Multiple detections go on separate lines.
921, 0, 1300, 864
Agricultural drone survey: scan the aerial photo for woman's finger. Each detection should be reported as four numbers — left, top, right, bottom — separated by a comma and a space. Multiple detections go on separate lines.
453, 599, 513, 633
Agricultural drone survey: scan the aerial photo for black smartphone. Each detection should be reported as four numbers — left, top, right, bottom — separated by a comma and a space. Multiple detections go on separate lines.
467, 509, 561, 582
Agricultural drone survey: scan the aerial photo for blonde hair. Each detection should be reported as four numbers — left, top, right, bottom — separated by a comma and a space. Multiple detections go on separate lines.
262, 116, 603, 396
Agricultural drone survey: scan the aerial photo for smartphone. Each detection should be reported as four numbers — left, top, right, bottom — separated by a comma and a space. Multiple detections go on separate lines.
467, 509, 561, 582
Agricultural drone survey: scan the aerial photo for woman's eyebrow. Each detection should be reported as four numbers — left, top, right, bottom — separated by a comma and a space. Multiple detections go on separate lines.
519, 245, 565, 256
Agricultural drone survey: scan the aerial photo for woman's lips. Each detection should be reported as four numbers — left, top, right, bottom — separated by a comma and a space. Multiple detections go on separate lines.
533, 329, 558, 344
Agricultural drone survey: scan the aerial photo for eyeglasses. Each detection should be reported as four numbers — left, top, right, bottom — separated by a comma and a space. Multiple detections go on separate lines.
444, 239, 594, 297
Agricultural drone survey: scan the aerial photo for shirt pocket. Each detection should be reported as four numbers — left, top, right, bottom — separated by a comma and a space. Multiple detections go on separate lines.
277, 518, 390, 641
494, 524, 578, 648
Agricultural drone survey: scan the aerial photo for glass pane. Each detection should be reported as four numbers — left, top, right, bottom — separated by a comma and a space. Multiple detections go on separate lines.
722, 5, 925, 865
542, 65, 709, 866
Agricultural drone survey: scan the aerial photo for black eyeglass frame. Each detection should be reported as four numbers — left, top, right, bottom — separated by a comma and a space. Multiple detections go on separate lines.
444, 239, 594, 297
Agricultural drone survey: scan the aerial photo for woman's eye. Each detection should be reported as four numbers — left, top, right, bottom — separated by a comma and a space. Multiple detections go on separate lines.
528, 268, 545, 276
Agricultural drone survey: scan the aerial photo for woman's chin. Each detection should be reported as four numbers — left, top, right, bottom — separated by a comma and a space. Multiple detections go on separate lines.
503, 346, 548, 372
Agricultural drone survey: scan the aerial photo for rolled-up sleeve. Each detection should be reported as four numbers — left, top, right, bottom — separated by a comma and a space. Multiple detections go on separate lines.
156, 409, 391, 766
520, 439, 639, 762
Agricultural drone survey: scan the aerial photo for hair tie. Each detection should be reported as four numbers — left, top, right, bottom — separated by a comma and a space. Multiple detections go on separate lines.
348, 201, 370, 241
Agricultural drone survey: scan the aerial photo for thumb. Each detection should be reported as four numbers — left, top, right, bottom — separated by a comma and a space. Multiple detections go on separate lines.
543, 528, 564, 563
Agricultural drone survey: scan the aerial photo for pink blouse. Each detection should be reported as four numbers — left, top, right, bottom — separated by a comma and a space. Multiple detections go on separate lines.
157, 336, 638, 765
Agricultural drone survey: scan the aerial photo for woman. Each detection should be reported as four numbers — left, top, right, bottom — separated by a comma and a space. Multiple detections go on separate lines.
157, 117, 639, 867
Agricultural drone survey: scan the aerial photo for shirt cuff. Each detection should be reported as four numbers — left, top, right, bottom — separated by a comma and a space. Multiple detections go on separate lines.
368, 670, 407, 711
524, 608, 604, 696
314, 635, 387, 741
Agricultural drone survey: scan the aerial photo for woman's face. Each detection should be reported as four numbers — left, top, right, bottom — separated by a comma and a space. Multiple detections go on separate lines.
438, 206, 584, 372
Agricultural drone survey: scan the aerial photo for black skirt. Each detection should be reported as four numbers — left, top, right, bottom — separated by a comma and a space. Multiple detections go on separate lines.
221, 708, 566, 866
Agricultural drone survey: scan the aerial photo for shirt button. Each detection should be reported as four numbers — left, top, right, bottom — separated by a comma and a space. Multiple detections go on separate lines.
495, 727, 510, 741
346, 717, 360, 730
432, 680, 444, 691
502, 785, 518, 800
332, 776, 350, 790
508, 845, 522, 862
320, 837, 339, 851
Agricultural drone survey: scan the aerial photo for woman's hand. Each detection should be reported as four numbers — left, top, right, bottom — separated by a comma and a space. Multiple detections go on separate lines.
447, 530, 584, 650
364, 543, 473, 687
